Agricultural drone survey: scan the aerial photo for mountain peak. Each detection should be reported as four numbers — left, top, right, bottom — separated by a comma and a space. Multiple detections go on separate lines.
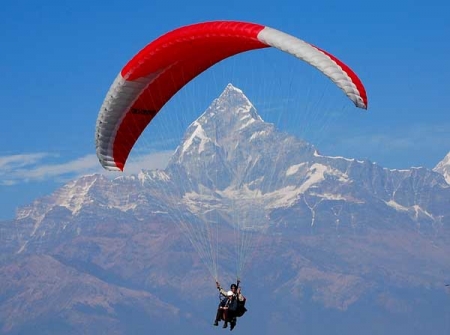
218, 83, 249, 102
224, 82, 243, 94
169, 84, 266, 165
213, 83, 263, 123
433, 151, 450, 184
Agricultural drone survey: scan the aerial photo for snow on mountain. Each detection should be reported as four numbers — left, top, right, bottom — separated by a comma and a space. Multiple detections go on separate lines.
170, 83, 264, 164
433, 152, 450, 184
163, 85, 448, 230
11, 84, 450, 248
16, 174, 104, 234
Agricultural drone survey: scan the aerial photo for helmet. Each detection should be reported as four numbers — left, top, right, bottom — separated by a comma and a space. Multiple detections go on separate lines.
230, 284, 237, 289
227, 290, 234, 297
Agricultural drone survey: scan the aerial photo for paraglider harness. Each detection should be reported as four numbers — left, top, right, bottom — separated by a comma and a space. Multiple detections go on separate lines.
217, 280, 247, 318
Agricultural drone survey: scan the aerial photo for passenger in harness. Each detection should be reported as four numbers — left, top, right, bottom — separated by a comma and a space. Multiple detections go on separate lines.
213, 281, 247, 330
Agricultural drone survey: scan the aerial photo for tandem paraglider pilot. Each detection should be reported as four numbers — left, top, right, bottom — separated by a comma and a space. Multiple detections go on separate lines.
214, 281, 247, 331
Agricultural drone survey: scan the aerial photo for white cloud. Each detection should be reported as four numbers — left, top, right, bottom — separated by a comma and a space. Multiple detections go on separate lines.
0, 151, 173, 186
0, 153, 54, 170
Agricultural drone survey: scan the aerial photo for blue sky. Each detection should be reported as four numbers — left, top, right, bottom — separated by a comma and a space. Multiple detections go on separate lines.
1, 0, 449, 220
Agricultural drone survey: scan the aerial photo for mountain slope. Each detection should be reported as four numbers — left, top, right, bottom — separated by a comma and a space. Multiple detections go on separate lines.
1, 84, 450, 335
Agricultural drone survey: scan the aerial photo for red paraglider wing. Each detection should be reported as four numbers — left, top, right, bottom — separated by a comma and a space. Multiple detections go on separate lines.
96, 21, 367, 171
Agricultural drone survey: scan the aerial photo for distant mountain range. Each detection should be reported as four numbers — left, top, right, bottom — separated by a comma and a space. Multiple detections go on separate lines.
1, 84, 449, 335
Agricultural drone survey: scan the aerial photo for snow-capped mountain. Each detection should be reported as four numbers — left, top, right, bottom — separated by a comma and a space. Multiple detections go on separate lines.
434, 152, 450, 184
2, 84, 450, 335
11, 83, 450, 243
165, 84, 449, 231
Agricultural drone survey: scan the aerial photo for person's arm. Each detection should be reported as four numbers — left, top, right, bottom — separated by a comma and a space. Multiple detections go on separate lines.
216, 281, 227, 296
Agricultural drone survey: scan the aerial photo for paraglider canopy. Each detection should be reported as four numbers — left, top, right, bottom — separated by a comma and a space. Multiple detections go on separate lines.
95, 20, 368, 172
